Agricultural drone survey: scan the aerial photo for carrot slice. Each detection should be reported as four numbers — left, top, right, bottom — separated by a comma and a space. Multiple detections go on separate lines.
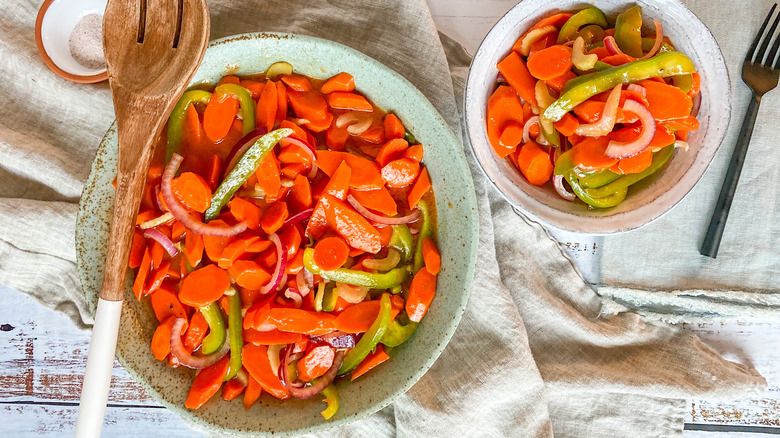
150, 285, 188, 322
403, 143, 424, 163
326, 119, 350, 151
663, 116, 699, 132
571, 136, 618, 171
327, 92, 373, 112
145, 260, 170, 295
202, 220, 234, 264
243, 328, 302, 346
383, 113, 405, 139
497, 51, 537, 105
229, 197, 262, 231
240, 79, 264, 99
316, 150, 384, 190
184, 230, 204, 268
222, 378, 247, 401
499, 122, 524, 148
421, 237, 441, 275
261, 201, 289, 235
487, 85, 525, 158
242, 344, 290, 400
527, 45, 572, 81
276, 80, 288, 126
321, 72, 355, 94
219, 236, 260, 269
359, 126, 385, 145
268, 308, 337, 335
323, 161, 352, 201
381, 158, 420, 188
351, 344, 390, 381
256, 79, 278, 132
406, 269, 437, 323
297, 345, 335, 381
179, 264, 231, 307
334, 299, 380, 334
183, 310, 209, 351
288, 91, 328, 125
185, 355, 230, 409
553, 112, 579, 137
287, 174, 313, 212
313, 236, 350, 271
228, 260, 271, 290
243, 374, 263, 410
128, 230, 145, 269
349, 187, 397, 216
305, 200, 329, 240
303, 111, 334, 133
133, 247, 152, 301
573, 101, 637, 125
407, 166, 431, 210
611, 148, 653, 175
320, 194, 382, 253
172, 172, 212, 213
528, 32, 557, 58
217, 75, 240, 86
151, 316, 187, 361
280, 225, 302, 259
516, 141, 553, 186
279, 119, 309, 142
254, 151, 281, 199
639, 80, 693, 121
203, 92, 239, 143
281, 73, 312, 92
182, 103, 203, 146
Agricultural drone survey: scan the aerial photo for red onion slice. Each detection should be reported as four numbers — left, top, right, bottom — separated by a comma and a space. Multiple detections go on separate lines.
522, 116, 539, 144
605, 100, 657, 159
223, 128, 268, 179
347, 194, 420, 225
553, 175, 577, 201
162, 154, 247, 237
283, 208, 314, 227
260, 233, 287, 294
152, 185, 166, 213
603, 36, 625, 56
691, 93, 701, 117
312, 332, 359, 349
283, 288, 304, 308
143, 228, 178, 257
170, 318, 230, 369
574, 84, 622, 137
296, 271, 311, 297
627, 84, 647, 97
281, 345, 345, 399
638, 20, 664, 60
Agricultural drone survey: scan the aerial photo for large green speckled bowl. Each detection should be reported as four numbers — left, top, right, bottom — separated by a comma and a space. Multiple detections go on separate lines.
76, 33, 478, 436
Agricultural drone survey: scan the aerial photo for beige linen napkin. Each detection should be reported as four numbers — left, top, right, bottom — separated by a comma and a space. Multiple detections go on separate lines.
0, 0, 767, 436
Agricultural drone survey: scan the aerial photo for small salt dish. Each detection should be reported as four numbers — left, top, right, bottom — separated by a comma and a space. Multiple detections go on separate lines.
35, 0, 108, 84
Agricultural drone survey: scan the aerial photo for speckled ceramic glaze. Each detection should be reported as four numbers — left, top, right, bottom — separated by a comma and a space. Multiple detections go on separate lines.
465, 0, 730, 234
76, 33, 478, 436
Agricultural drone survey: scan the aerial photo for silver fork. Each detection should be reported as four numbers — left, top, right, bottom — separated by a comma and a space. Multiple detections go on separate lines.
701, 4, 780, 258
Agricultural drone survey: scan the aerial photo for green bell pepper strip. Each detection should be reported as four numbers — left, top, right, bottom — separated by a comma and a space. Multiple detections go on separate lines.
614, 5, 644, 58
584, 146, 674, 198
590, 38, 674, 54
322, 284, 339, 312
303, 248, 409, 288
224, 290, 243, 381
566, 172, 627, 208
214, 83, 256, 137
389, 225, 414, 262
557, 7, 608, 44
338, 294, 392, 374
554, 148, 575, 176
319, 384, 339, 420
672, 74, 694, 93
166, 90, 212, 162
547, 52, 696, 121
204, 128, 293, 221
381, 320, 418, 347
412, 199, 432, 273
579, 169, 622, 188
199, 302, 226, 355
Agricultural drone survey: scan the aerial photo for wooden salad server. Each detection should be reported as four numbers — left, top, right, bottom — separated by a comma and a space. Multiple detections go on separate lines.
75, 0, 209, 436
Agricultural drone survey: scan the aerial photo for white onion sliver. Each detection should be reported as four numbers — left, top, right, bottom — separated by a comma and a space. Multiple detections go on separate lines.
296, 272, 311, 297
574, 84, 622, 137
638, 20, 664, 60
143, 228, 179, 257
605, 100, 657, 159
673, 141, 690, 151
260, 233, 287, 294
139, 212, 174, 229
519, 26, 556, 56
523, 116, 540, 144
170, 318, 230, 369
626, 84, 647, 97
346, 194, 420, 225
553, 175, 577, 201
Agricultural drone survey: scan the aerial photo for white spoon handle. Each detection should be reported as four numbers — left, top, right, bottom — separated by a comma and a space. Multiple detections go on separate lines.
75, 298, 123, 438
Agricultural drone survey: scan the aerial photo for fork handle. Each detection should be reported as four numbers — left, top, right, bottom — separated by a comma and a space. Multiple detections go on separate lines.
700, 94, 762, 258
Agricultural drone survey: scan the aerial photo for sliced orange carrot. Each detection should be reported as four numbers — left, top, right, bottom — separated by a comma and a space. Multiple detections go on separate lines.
202, 220, 234, 264
183, 310, 209, 352
381, 158, 420, 188
639, 80, 693, 121
219, 236, 260, 269
516, 141, 553, 186
280, 119, 309, 142
402, 144, 423, 163
407, 166, 431, 209
305, 201, 329, 240
303, 111, 334, 133
171, 221, 186, 243
229, 197, 262, 231
185, 355, 230, 409
217, 75, 240, 86
553, 112, 579, 137
268, 308, 337, 335
240, 79, 264, 99
281, 73, 312, 92
205, 154, 222, 191
547, 70, 577, 93
287, 174, 312, 212
351, 344, 390, 381
406, 269, 437, 323
256, 79, 278, 132
297, 345, 335, 382
313, 236, 350, 271
525, 12, 572, 34
571, 136, 618, 171
383, 113, 405, 140
242, 344, 290, 400
320, 194, 382, 254
179, 264, 231, 307
150, 239, 166, 270
316, 150, 384, 190
243, 374, 263, 410
499, 121, 524, 148
335, 299, 380, 334
349, 187, 397, 216
261, 201, 289, 235
145, 260, 170, 295
286, 250, 305, 275
203, 91, 239, 143
280, 224, 302, 259
487, 85, 525, 158
688, 72, 701, 98
128, 230, 145, 269
172, 172, 212, 213
421, 237, 441, 275
497, 51, 537, 105
326, 119, 350, 150
222, 378, 247, 401
573, 101, 637, 125
359, 125, 385, 144
588, 45, 611, 59
611, 148, 653, 175
321, 72, 355, 94
276, 80, 288, 126
254, 151, 281, 199
528, 32, 557, 57
647, 123, 677, 151
133, 247, 152, 301
323, 161, 352, 201
229, 260, 271, 290
278, 142, 313, 166
151, 316, 187, 361
527, 45, 572, 81
600, 54, 636, 66
287, 91, 329, 125
377, 225, 393, 247
243, 328, 302, 346
327, 92, 373, 112
150, 285, 188, 322
184, 230, 204, 268
663, 116, 699, 132
182, 103, 203, 145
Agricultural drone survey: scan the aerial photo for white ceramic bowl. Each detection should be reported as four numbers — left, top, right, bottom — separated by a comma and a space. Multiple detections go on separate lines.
464, 0, 730, 234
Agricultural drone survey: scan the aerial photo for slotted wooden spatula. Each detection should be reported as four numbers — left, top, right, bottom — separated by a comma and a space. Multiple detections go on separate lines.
75, 0, 209, 436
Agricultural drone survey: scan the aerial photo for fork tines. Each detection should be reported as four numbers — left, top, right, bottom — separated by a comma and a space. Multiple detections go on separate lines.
748, 3, 780, 68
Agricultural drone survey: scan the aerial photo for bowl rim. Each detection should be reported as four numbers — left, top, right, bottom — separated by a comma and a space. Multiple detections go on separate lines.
76, 31, 479, 436
463, 0, 731, 235
35, 0, 108, 84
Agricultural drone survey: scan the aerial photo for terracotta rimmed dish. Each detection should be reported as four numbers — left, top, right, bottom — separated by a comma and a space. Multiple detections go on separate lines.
464, 0, 731, 234
35, 0, 108, 84
76, 32, 478, 436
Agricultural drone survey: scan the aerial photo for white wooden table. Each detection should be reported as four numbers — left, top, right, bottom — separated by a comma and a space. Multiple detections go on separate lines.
2, 0, 779, 436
